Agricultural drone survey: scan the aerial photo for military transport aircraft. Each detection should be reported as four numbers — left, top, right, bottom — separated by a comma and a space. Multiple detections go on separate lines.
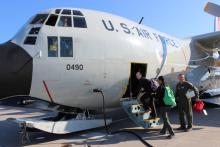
0, 2, 220, 134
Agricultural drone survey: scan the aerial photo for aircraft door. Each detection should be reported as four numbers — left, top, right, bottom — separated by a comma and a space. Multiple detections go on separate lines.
123, 63, 147, 98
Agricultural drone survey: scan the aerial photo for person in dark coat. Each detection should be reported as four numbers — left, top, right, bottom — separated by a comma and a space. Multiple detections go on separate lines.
156, 76, 175, 139
135, 72, 156, 118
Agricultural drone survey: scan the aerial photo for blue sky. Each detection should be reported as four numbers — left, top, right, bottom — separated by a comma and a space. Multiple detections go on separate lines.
0, 0, 219, 43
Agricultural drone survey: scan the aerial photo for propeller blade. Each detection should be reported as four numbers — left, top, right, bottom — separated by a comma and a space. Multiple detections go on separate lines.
204, 2, 220, 17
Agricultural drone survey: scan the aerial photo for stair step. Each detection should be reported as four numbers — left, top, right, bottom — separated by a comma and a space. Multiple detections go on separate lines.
130, 104, 144, 114
130, 104, 143, 107
144, 117, 160, 123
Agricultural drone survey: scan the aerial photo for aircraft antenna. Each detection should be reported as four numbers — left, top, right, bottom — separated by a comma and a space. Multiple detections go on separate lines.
139, 17, 144, 24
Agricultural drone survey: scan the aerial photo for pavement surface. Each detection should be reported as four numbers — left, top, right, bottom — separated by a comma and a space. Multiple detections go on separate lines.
0, 105, 220, 147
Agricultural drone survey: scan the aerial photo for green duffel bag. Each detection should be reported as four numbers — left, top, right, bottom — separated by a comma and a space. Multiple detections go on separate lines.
163, 86, 176, 107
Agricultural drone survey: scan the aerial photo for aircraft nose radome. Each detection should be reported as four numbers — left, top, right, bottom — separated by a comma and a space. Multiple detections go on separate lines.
0, 42, 33, 99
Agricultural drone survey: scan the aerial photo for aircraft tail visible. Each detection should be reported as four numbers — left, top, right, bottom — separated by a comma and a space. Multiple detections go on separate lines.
204, 2, 220, 32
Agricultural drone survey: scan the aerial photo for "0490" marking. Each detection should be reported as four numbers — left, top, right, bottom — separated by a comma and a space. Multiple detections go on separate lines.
66, 64, 83, 70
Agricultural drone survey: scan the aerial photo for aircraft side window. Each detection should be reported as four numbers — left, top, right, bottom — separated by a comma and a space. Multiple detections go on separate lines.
62, 9, 71, 15
73, 17, 87, 28
58, 16, 72, 27
72, 10, 83, 16
29, 27, 41, 34
46, 14, 59, 26
60, 37, 73, 57
55, 9, 61, 14
24, 36, 37, 45
30, 14, 49, 24
48, 37, 58, 57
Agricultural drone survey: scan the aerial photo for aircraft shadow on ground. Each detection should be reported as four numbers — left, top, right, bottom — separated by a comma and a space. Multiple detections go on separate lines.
26, 128, 163, 146
0, 114, 211, 147
12, 120, 161, 146
19, 116, 202, 146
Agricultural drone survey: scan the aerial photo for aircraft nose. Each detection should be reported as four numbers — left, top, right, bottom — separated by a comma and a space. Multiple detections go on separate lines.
0, 42, 33, 99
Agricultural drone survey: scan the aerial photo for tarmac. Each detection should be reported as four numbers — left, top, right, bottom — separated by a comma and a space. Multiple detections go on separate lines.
0, 105, 220, 147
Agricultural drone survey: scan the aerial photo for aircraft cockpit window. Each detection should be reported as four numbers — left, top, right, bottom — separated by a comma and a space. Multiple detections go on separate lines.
30, 14, 48, 24
72, 10, 83, 16
46, 14, 58, 26
73, 17, 87, 28
62, 9, 71, 15
60, 37, 73, 57
48, 37, 58, 57
58, 16, 72, 27
55, 9, 61, 14
29, 27, 41, 34
24, 36, 37, 45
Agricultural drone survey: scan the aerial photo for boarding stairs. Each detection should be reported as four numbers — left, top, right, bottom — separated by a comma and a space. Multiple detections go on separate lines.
120, 98, 160, 128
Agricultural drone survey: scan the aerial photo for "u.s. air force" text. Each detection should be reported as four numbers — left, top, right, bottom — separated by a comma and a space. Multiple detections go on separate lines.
101, 19, 179, 48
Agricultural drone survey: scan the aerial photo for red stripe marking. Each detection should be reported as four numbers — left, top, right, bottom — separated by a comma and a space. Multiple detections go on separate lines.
42, 80, 54, 103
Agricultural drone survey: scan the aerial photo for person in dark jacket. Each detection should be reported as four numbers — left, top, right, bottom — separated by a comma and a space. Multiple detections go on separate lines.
135, 72, 156, 118
175, 74, 199, 132
156, 76, 175, 139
